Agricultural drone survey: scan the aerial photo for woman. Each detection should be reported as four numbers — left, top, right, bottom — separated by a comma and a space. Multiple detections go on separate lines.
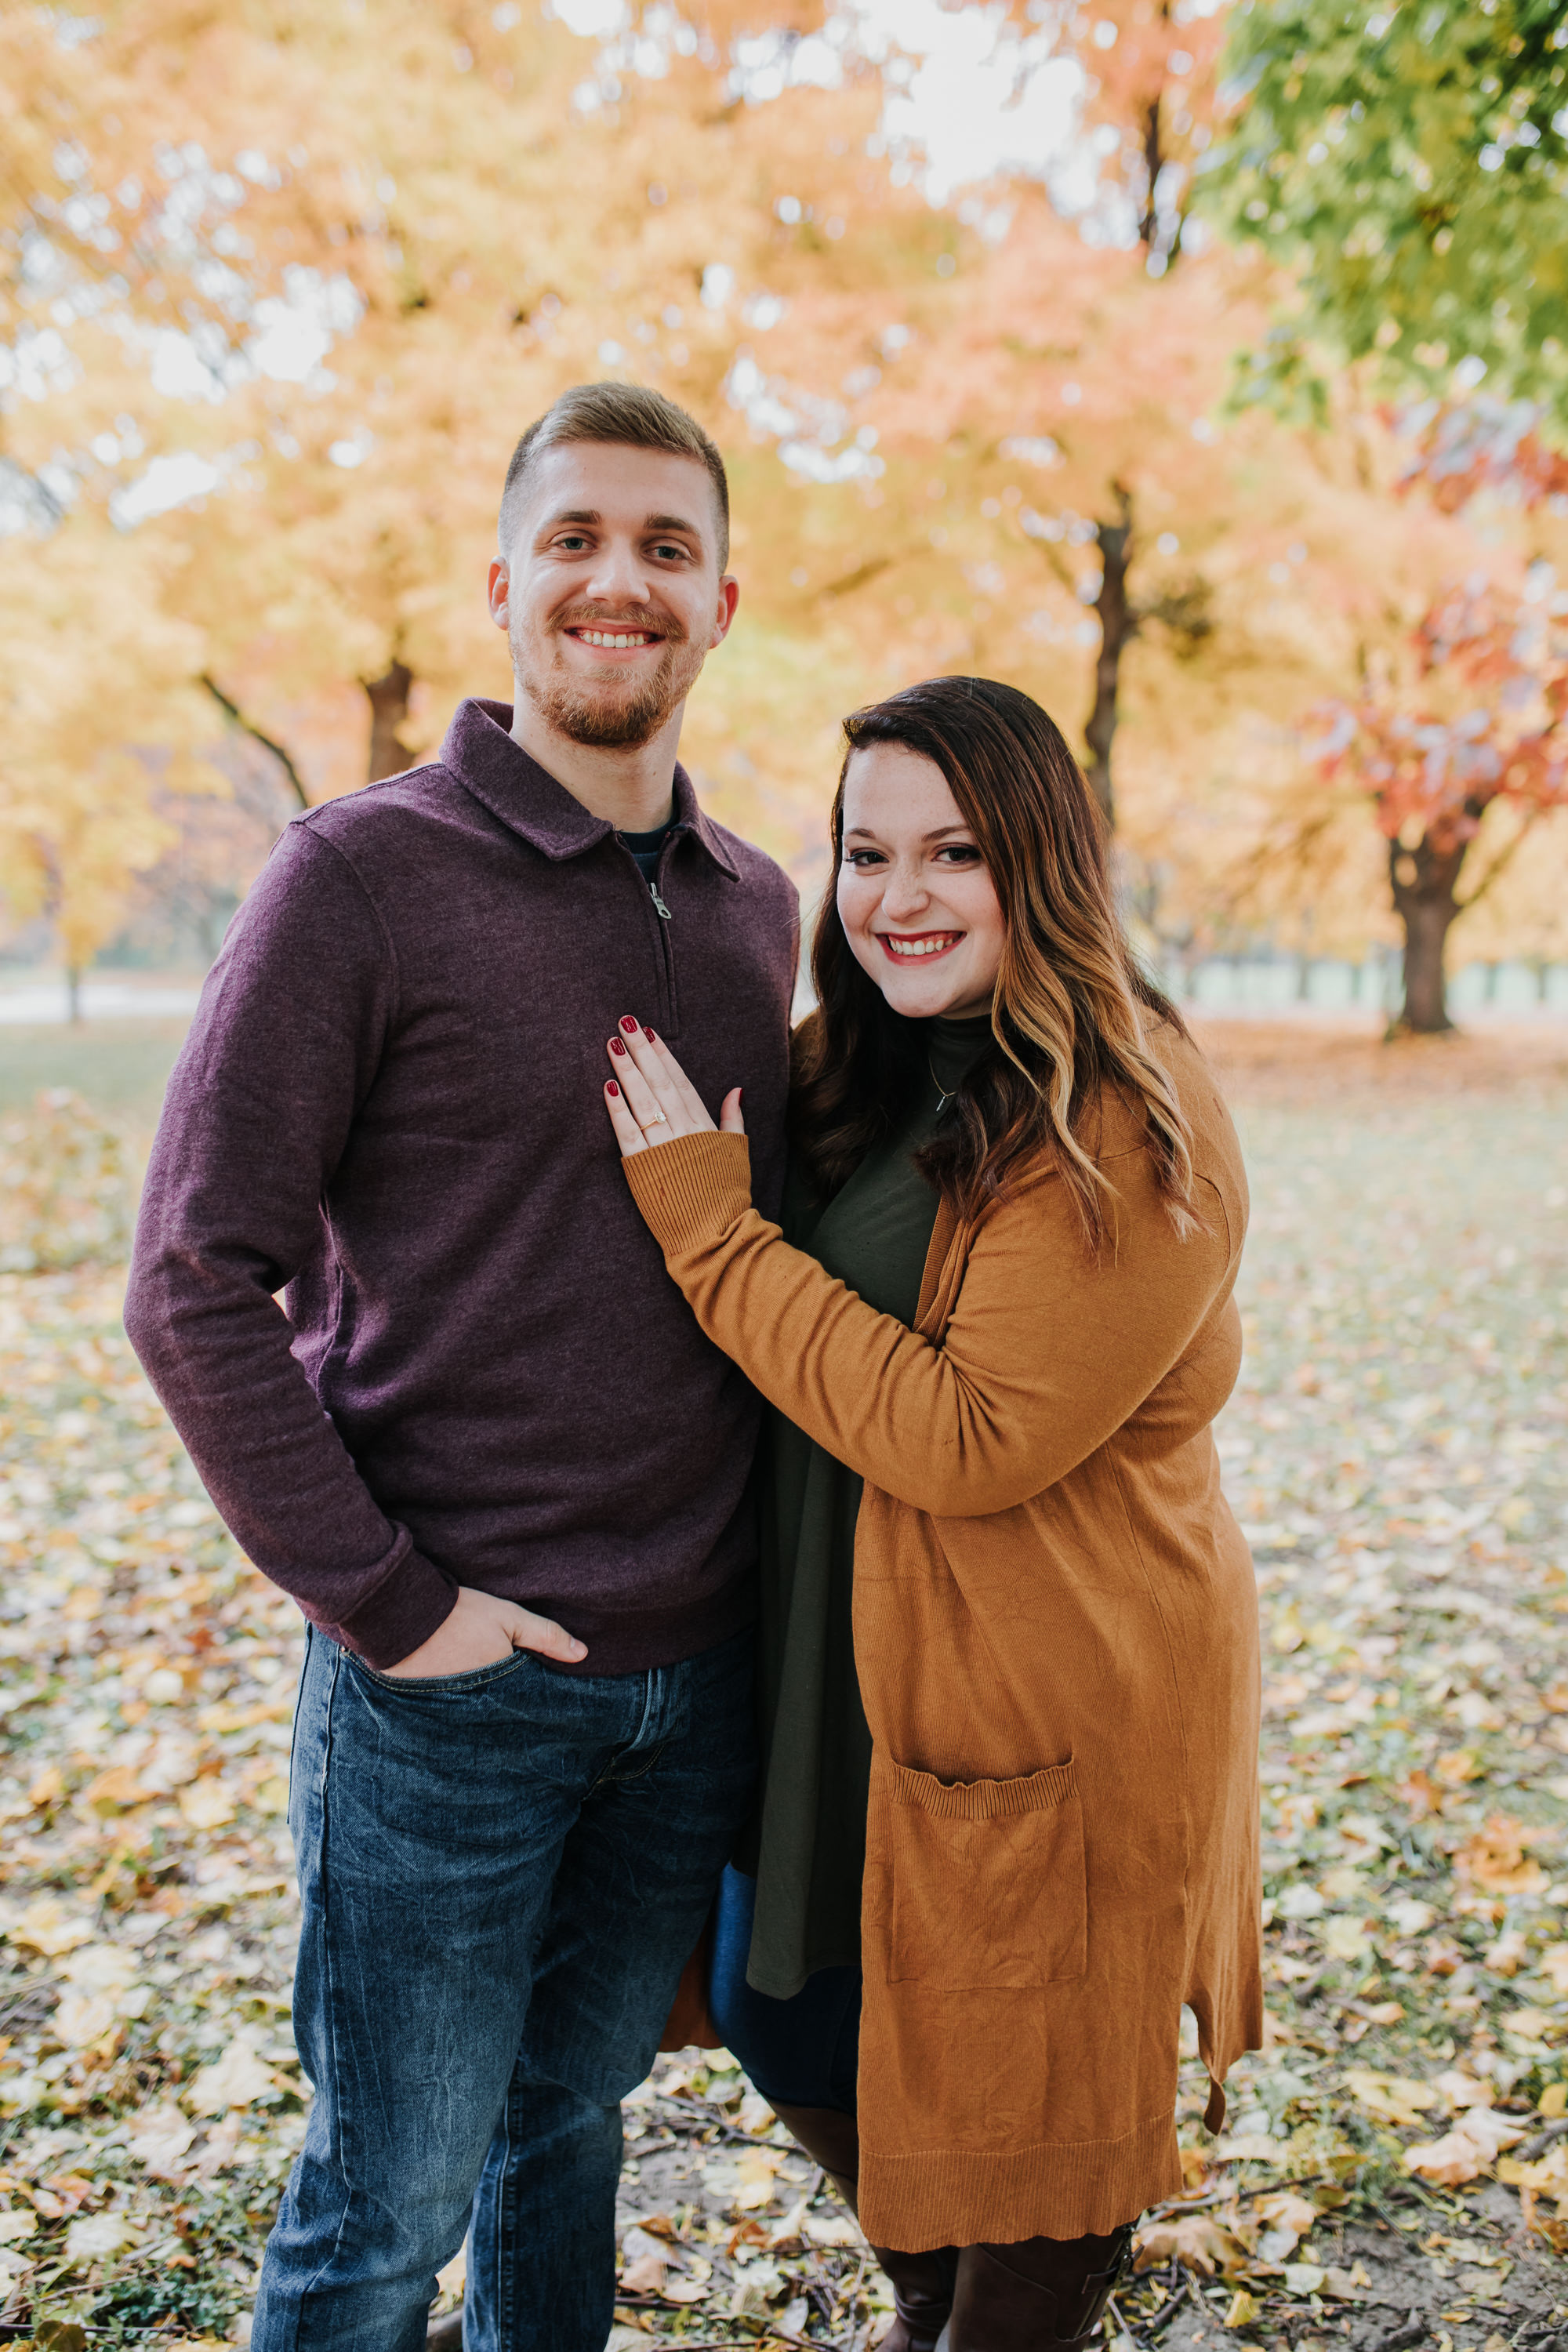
601, 678, 1262, 2352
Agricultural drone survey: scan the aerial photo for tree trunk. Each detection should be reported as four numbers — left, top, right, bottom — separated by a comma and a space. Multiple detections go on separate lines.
365, 660, 414, 782
1388, 832, 1467, 1034
66, 966, 82, 1025
1084, 488, 1135, 833
1139, 96, 1163, 249
1138, 0, 1172, 250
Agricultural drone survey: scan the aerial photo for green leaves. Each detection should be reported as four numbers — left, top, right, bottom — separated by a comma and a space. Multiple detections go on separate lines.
1201, 0, 1568, 426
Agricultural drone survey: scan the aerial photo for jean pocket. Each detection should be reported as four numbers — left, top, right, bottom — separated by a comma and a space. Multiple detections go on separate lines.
345, 1648, 532, 1697
887, 1757, 1086, 1989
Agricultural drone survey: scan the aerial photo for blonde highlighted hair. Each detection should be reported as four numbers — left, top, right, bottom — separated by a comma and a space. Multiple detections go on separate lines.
790, 675, 1197, 1247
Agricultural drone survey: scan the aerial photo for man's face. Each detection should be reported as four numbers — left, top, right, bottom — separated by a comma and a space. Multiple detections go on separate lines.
489, 441, 738, 751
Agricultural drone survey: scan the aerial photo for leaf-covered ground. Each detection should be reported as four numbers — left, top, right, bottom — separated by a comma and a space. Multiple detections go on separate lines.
0, 1021, 1564, 2350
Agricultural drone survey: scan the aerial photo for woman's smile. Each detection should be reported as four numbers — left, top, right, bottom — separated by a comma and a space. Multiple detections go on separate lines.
876, 928, 965, 961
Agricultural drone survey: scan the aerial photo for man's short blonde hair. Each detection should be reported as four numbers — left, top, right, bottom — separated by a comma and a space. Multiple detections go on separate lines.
499, 382, 731, 568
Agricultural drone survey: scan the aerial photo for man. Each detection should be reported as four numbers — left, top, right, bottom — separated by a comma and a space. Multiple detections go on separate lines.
125, 383, 797, 2352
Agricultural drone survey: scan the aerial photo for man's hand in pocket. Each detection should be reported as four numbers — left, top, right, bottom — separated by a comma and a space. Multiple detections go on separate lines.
381, 1585, 586, 1678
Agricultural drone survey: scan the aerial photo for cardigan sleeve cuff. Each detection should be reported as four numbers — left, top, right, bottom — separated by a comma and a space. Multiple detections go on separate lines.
622, 1130, 753, 1257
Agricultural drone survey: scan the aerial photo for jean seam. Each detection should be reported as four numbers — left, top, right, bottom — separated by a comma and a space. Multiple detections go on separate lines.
628, 1662, 662, 1751
287, 1624, 310, 1791
294, 1641, 363, 2325
499, 2073, 518, 2346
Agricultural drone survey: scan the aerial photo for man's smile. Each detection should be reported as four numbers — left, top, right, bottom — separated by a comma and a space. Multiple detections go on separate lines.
563, 625, 665, 653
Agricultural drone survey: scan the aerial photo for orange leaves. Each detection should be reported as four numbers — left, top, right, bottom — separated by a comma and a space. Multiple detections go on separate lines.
1396, 1769, 1446, 1820
1133, 2183, 1352, 2295
3, 1898, 95, 1958
1483, 1929, 1530, 1978
616, 2217, 715, 2309
1312, 574, 1568, 864
1453, 1815, 1552, 1899
1421, 1937, 1467, 1979
1403, 2106, 1526, 2187
1341, 2069, 1442, 2129
1248, 2191, 1319, 2260
1398, 405, 1568, 517
74, 1765, 152, 1819
1134, 2212, 1247, 2278
1497, 2141, 1568, 2249
26, 2173, 96, 2222
1403, 2131, 1490, 2187
1538, 1946, 1568, 1999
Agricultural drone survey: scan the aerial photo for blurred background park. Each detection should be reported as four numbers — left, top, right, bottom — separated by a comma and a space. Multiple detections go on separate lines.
2, 3, 1568, 2349
5, 0, 1568, 1059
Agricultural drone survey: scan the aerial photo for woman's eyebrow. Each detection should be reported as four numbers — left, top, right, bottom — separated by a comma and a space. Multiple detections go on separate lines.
842, 825, 975, 842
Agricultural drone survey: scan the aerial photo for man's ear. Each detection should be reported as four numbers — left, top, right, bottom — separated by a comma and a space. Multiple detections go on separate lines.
710, 573, 740, 651
488, 557, 510, 630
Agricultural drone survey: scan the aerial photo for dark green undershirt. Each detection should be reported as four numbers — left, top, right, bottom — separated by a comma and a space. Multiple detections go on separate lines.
741, 1011, 995, 1998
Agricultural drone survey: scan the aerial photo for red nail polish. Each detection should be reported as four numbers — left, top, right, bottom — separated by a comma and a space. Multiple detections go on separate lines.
619, 1015, 639, 1033
609, 1036, 626, 1056
606, 1080, 620, 1097
643, 1026, 658, 1042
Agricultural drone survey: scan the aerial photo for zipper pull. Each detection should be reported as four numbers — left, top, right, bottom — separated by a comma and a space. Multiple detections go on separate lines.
650, 886, 672, 920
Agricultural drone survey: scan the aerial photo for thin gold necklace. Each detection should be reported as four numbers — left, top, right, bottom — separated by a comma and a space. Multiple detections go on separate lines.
929, 1055, 958, 1112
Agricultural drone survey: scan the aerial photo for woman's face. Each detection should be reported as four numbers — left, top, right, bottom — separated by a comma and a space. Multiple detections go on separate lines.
836, 742, 1005, 1021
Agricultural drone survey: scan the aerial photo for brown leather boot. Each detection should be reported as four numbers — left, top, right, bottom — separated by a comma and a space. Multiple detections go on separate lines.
771, 2100, 861, 2209
944, 2222, 1134, 2350
771, 2102, 957, 2352
871, 2241, 960, 2352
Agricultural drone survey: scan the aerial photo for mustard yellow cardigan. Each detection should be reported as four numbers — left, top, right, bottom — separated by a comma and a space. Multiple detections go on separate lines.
625, 1025, 1262, 2249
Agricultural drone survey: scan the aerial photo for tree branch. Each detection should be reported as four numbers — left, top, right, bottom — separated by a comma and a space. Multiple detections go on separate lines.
1453, 807, 1536, 913
819, 552, 901, 602
201, 675, 310, 810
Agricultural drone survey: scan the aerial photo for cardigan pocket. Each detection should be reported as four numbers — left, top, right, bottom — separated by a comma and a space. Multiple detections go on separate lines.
886, 1759, 1087, 1989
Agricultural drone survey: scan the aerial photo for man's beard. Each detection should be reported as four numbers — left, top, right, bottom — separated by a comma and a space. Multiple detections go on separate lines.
516, 614, 699, 750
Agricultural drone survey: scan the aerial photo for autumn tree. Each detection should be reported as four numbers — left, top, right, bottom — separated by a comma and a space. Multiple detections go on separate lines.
0, 517, 216, 1014
1309, 575, 1568, 1030
53, 0, 1263, 842
0, 0, 376, 967
1203, 0, 1568, 423
671, 0, 1472, 964
13, 0, 1546, 1004
1192, 0, 1568, 1024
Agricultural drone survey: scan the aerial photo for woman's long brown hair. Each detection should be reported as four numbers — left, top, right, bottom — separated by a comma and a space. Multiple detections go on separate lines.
789, 675, 1197, 1247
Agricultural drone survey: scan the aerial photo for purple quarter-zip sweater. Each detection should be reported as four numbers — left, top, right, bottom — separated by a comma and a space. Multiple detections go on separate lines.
124, 699, 798, 1671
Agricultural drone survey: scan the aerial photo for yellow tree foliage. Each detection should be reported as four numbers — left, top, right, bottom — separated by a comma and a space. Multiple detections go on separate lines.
0, 517, 214, 982
5, 0, 1558, 972
1, 0, 372, 964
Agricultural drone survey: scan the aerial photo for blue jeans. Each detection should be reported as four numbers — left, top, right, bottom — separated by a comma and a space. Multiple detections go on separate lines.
253, 1623, 754, 2352
709, 1866, 862, 2114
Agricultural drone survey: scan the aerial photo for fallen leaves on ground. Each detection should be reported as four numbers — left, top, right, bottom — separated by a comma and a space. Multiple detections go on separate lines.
0, 1034, 1565, 2347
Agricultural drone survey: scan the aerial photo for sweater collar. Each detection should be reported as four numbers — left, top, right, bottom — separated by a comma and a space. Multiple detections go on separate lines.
441, 697, 738, 879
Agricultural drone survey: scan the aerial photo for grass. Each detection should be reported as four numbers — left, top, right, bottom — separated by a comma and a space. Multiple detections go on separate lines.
0, 1027, 191, 1143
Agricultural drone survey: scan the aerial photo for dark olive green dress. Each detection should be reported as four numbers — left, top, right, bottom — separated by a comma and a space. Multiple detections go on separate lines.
740, 1014, 993, 1998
